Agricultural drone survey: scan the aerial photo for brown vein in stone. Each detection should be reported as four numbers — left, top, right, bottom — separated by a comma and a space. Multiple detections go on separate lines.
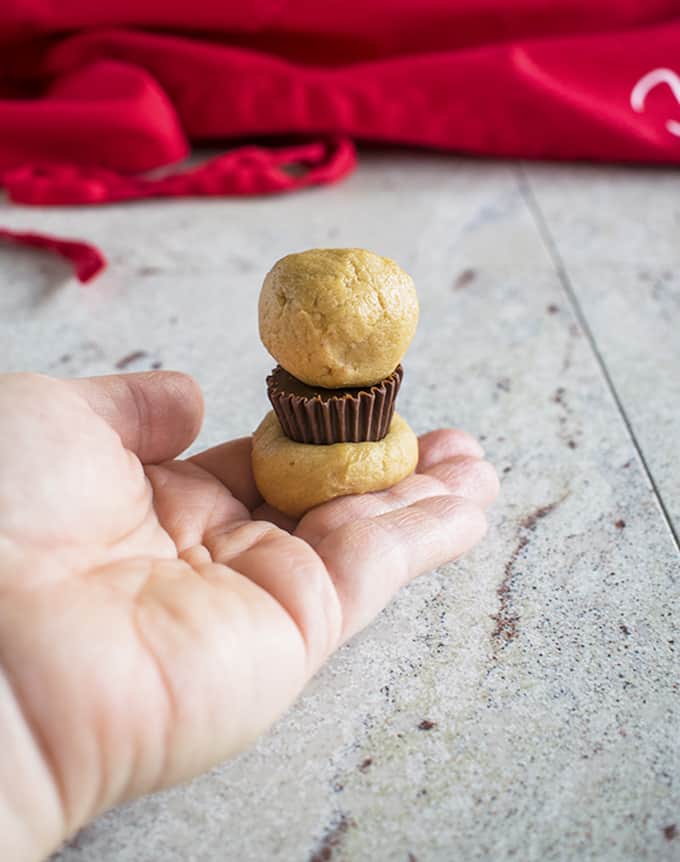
309, 813, 355, 862
491, 492, 570, 648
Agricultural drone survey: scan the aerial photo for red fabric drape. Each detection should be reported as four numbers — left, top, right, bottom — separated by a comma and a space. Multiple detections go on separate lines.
2, 0, 680, 178
1, 2, 679, 279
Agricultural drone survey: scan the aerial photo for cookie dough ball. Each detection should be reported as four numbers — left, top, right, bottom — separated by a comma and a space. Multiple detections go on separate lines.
252, 410, 418, 518
259, 248, 419, 388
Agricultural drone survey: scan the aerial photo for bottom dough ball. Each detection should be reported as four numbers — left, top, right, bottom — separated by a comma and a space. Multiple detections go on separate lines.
252, 410, 418, 518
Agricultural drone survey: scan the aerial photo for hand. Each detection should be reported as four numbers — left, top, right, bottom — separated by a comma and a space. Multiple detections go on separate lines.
0, 371, 498, 861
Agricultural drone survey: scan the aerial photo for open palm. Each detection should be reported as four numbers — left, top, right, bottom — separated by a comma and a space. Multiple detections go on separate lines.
0, 371, 498, 861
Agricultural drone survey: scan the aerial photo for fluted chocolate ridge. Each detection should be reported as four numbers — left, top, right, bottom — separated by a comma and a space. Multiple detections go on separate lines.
267, 365, 403, 445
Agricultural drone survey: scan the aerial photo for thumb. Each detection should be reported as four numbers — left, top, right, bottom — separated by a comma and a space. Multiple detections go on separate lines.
69, 371, 204, 463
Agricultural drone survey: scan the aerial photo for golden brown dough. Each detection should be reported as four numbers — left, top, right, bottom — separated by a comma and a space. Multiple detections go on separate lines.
258, 248, 419, 388
252, 410, 418, 518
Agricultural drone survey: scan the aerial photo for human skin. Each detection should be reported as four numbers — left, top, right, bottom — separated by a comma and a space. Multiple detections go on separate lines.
0, 371, 499, 861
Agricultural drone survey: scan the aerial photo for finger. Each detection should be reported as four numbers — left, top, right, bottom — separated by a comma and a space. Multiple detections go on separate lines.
296, 455, 497, 547
145, 460, 250, 552
69, 371, 203, 464
426, 456, 500, 508
203, 521, 341, 669
417, 428, 484, 471
316, 495, 487, 641
190, 437, 262, 511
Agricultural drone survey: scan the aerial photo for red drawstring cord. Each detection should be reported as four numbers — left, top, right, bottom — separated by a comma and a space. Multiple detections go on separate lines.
0, 138, 356, 283
0, 228, 106, 283
2, 138, 356, 205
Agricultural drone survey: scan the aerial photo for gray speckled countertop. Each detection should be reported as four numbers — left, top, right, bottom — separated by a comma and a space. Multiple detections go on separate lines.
2, 153, 679, 862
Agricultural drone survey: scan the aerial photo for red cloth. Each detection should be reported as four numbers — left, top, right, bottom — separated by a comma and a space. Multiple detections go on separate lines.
2, 2, 680, 279
2, 0, 680, 181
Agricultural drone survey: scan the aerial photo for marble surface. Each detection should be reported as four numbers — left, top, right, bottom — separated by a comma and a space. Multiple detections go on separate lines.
1, 153, 678, 862
525, 164, 680, 538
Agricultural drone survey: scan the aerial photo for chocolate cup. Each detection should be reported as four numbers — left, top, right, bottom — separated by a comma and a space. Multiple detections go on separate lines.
267, 365, 403, 445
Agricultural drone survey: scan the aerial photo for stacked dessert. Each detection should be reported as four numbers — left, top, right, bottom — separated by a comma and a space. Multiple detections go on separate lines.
252, 248, 419, 517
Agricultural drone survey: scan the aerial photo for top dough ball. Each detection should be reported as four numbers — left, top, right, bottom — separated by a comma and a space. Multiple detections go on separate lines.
258, 248, 419, 388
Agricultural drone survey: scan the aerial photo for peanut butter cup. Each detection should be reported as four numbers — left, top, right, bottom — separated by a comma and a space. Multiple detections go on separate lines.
267, 365, 403, 445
